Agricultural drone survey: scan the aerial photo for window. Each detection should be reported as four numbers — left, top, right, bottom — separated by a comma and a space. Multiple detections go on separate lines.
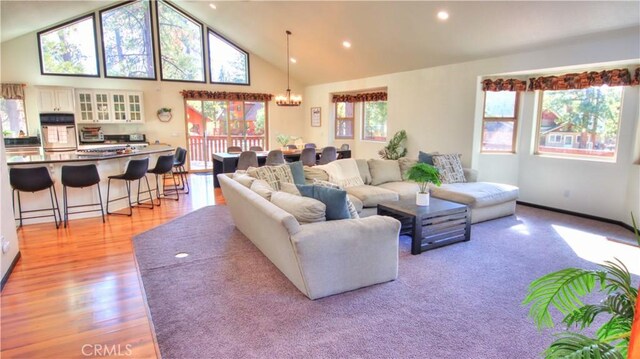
100, 0, 155, 79
335, 102, 354, 139
1, 98, 27, 138
362, 101, 387, 141
536, 86, 623, 160
208, 29, 249, 85
157, 1, 205, 82
481, 91, 518, 152
37, 15, 99, 77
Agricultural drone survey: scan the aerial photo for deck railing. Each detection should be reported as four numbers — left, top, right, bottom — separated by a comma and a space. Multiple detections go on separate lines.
188, 135, 266, 164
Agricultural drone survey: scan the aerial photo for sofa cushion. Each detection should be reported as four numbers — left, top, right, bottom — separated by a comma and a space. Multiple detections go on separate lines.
355, 159, 372, 185
368, 159, 402, 186
418, 151, 439, 165
303, 166, 329, 183
270, 191, 326, 223
297, 185, 351, 220
247, 164, 294, 190
348, 194, 364, 213
430, 182, 519, 208
287, 161, 306, 185
250, 179, 274, 200
432, 154, 466, 184
398, 157, 418, 181
346, 185, 399, 207
280, 182, 301, 195
378, 181, 420, 201
232, 172, 255, 188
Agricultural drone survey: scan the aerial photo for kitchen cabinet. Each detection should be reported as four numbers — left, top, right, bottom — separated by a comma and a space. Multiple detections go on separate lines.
38, 87, 74, 113
75, 89, 144, 124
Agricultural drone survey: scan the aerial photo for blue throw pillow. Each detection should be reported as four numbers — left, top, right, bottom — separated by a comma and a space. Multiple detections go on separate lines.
418, 151, 437, 165
296, 185, 350, 220
287, 161, 305, 185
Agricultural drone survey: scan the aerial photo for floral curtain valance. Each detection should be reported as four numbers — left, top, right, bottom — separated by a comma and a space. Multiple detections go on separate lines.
1, 83, 25, 99
481, 78, 528, 92
331, 92, 387, 103
180, 90, 273, 102
528, 68, 637, 91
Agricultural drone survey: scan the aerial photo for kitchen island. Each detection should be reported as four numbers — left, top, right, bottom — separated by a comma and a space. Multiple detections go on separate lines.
6, 145, 175, 224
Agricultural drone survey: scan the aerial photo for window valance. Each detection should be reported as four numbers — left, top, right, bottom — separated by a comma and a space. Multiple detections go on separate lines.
332, 92, 387, 103
481, 79, 527, 92
180, 90, 273, 102
1, 83, 25, 99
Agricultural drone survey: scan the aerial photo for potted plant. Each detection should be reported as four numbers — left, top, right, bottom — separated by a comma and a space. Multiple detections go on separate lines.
378, 130, 408, 160
406, 162, 441, 206
276, 134, 297, 150
157, 107, 172, 122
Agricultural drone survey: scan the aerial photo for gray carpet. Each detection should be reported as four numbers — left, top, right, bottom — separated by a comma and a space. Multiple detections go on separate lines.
133, 205, 638, 359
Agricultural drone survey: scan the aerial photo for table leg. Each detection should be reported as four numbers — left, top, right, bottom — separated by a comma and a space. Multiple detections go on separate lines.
411, 215, 421, 255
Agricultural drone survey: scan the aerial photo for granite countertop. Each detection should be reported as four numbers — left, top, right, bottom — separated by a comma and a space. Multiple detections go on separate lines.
7, 145, 175, 165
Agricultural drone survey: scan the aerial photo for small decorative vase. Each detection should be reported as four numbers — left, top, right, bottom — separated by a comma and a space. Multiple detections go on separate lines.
416, 192, 430, 206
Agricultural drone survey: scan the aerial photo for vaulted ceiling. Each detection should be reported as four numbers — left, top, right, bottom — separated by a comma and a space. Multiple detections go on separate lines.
2, 1, 639, 85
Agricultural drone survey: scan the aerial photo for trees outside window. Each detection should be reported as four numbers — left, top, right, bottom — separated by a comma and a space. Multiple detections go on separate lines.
38, 15, 99, 77
363, 101, 387, 141
481, 91, 519, 152
335, 102, 354, 139
536, 86, 623, 160
157, 1, 205, 82
1, 99, 27, 137
101, 0, 155, 79
208, 29, 249, 85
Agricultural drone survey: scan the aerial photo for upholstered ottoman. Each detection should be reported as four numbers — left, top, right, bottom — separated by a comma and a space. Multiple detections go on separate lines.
430, 182, 519, 224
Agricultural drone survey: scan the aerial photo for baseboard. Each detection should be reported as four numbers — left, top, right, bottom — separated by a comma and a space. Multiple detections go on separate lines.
517, 201, 635, 233
1, 251, 21, 291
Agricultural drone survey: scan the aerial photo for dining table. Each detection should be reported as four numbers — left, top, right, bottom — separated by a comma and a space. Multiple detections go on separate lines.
211, 148, 351, 187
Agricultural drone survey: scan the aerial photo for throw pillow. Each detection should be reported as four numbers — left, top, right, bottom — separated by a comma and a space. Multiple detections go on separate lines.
355, 159, 372, 185
432, 154, 466, 184
250, 179, 274, 200
247, 164, 294, 190
296, 184, 350, 221
280, 182, 301, 196
418, 151, 439, 165
368, 159, 402, 186
287, 161, 305, 185
270, 191, 326, 223
398, 157, 418, 181
312, 179, 359, 219
232, 172, 255, 188
303, 166, 329, 183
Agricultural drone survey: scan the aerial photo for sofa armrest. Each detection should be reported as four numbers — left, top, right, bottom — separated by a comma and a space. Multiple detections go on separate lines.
291, 215, 400, 299
463, 168, 478, 182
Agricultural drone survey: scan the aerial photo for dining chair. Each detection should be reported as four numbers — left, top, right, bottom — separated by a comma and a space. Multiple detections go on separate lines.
249, 146, 263, 151
318, 146, 337, 165
300, 147, 317, 167
266, 150, 286, 166
304, 143, 317, 149
286, 144, 298, 150
227, 146, 242, 153
237, 151, 259, 170
340, 143, 350, 150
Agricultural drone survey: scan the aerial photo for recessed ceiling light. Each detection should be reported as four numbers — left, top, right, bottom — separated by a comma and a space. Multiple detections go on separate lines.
290, 57, 297, 63
209, 3, 217, 10
342, 41, 351, 48
437, 11, 449, 20
175, 252, 189, 258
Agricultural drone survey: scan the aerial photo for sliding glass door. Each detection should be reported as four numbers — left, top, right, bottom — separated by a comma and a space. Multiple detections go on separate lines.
185, 99, 267, 171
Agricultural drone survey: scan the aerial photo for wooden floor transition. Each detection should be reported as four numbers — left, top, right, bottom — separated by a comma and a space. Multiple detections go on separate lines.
1, 174, 223, 358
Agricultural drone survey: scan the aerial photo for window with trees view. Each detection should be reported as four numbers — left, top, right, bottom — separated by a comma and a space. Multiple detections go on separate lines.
157, 1, 205, 82
363, 101, 387, 141
335, 102, 354, 139
481, 91, 518, 152
100, 0, 155, 79
536, 86, 623, 160
1, 99, 27, 138
208, 29, 249, 85
38, 15, 99, 77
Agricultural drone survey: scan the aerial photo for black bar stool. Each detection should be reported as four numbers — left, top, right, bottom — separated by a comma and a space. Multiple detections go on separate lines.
147, 154, 179, 206
172, 147, 190, 194
61, 164, 105, 227
9, 167, 61, 228
106, 158, 154, 216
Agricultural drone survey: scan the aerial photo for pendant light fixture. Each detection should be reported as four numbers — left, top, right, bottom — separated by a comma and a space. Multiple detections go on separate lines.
275, 30, 302, 107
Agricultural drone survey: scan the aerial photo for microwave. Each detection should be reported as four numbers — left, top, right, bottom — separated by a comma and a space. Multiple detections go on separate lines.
80, 128, 105, 142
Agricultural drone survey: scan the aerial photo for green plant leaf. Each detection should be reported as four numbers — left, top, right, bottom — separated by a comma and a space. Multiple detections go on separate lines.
599, 259, 637, 310
596, 316, 631, 342
544, 332, 623, 359
523, 268, 605, 329
562, 304, 608, 330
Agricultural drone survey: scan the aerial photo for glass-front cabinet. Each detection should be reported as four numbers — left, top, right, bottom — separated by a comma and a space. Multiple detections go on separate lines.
75, 89, 144, 124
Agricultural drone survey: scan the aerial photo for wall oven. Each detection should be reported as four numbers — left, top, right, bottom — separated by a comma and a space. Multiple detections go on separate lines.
40, 113, 78, 152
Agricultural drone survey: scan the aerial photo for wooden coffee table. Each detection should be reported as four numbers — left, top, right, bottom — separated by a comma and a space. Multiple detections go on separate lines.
377, 198, 471, 254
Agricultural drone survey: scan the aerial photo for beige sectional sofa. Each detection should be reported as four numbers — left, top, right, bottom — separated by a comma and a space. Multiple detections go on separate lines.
218, 174, 401, 300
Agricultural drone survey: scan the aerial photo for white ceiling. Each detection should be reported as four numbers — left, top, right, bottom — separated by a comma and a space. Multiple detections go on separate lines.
2, 1, 639, 85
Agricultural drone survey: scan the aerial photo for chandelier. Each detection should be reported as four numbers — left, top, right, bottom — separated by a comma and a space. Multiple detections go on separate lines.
275, 30, 302, 107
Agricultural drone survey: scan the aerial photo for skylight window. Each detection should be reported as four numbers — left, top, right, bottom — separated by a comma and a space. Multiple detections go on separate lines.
208, 29, 250, 85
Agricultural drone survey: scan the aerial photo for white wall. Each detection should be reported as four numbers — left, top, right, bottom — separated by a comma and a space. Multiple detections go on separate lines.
0, 27, 305, 160
303, 27, 640, 226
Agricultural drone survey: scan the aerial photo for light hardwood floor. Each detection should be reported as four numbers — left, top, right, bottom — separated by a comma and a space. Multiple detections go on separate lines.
1, 174, 222, 358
